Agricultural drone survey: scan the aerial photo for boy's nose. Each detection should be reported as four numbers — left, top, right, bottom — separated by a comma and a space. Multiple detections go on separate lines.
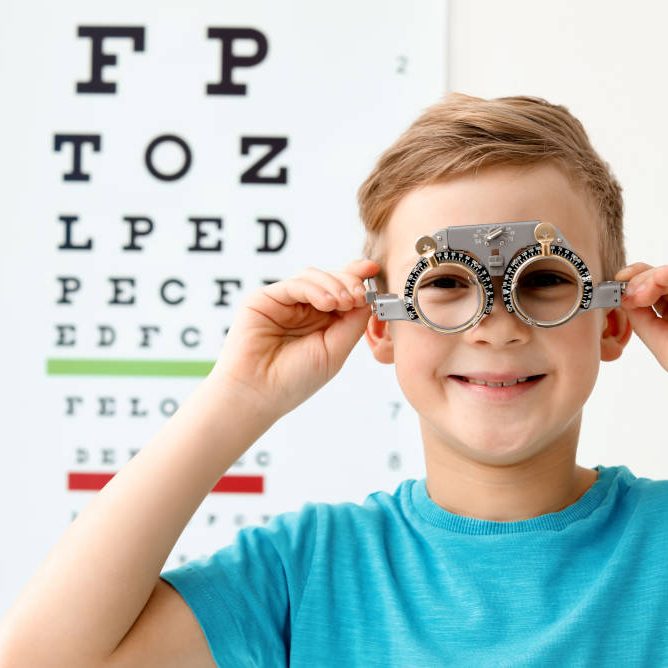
465, 278, 531, 346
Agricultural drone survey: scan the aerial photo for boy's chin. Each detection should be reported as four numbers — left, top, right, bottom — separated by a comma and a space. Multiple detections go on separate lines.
461, 444, 546, 468
425, 424, 549, 467
458, 437, 543, 466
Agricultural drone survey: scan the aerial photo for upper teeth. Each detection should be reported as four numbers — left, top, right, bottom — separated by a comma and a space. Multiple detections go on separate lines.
466, 377, 530, 387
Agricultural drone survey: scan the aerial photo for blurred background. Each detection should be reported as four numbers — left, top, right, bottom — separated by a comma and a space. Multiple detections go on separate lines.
1, 0, 666, 616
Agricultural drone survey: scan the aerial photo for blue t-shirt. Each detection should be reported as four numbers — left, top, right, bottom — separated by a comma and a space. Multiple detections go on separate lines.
160, 464, 668, 667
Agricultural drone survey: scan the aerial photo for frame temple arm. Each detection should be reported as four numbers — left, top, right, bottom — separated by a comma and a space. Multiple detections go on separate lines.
588, 281, 628, 309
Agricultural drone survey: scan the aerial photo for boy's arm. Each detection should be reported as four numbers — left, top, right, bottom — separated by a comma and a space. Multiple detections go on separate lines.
0, 259, 379, 668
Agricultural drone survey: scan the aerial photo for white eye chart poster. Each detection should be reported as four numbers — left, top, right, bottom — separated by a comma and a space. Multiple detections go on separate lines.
0, 0, 447, 592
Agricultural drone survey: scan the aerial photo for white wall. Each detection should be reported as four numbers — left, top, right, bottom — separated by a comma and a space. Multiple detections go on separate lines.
448, 0, 668, 478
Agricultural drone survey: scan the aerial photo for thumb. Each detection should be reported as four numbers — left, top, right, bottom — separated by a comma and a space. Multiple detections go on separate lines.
324, 305, 372, 372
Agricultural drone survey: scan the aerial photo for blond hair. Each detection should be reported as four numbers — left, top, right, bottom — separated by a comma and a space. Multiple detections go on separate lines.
358, 92, 625, 286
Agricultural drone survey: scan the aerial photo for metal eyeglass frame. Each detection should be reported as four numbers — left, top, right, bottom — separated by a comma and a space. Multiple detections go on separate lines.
364, 220, 628, 334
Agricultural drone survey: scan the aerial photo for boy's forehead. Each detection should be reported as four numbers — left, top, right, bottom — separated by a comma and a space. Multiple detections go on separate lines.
385, 163, 601, 276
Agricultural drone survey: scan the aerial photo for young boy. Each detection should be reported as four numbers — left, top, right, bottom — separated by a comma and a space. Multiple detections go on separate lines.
1, 93, 667, 667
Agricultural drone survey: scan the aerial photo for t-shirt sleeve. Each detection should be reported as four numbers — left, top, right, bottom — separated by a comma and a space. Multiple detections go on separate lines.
159, 502, 318, 668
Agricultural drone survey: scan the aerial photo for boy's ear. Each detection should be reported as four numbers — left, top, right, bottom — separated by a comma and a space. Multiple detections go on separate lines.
600, 307, 633, 362
365, 313, 395, 364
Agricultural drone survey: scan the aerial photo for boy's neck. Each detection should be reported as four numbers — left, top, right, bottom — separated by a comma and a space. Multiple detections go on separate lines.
421, 418, 598, 522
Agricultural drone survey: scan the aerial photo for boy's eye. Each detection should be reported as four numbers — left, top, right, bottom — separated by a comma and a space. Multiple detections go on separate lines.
421, 275, 470, 289
520, 271, 574, 289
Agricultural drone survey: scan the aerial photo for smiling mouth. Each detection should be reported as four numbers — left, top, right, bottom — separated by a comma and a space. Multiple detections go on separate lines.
449, 374, 546, 387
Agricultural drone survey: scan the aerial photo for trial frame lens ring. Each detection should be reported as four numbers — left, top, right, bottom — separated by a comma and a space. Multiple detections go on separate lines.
413, 260, 487, 334
510, 254, 584, 327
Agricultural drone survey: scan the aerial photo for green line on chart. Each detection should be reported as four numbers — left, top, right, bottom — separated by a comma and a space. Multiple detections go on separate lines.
46, 359, 216, 377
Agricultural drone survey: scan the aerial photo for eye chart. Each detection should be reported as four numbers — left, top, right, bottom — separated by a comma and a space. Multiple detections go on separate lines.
0, 0, 447, 573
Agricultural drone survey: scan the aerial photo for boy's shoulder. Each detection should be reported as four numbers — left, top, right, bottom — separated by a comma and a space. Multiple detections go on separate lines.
257, 478, 416, 545
278, 478, 415, 528
617, 464, 668, 506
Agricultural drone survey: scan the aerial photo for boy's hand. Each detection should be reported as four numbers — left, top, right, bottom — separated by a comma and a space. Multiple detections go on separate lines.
210, 259, 381, 420
615, 263, 668, 372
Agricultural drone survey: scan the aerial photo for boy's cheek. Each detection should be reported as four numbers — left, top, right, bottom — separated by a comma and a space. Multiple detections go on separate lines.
392, 325, 448, 360
553, 321, 603, 377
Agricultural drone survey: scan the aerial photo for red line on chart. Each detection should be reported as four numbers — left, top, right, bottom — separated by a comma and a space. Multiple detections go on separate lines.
68, 472, 264, 494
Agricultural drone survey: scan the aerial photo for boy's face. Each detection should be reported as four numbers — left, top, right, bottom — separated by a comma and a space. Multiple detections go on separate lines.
367, 162, 629, 467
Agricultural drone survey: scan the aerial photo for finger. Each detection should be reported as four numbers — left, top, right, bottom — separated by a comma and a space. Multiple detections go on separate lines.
652, 295, 668, 318
616, 263, 652, 303
300, 267, 357, 310
330, 270, 372, 307
264, 277, 342, 312
340, 259, 382, 304
342, 258, 382, 276
622, 265, 668, 308
323, 305, 373, 372
615, 262, 654, 281
303, 260, 381, 309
